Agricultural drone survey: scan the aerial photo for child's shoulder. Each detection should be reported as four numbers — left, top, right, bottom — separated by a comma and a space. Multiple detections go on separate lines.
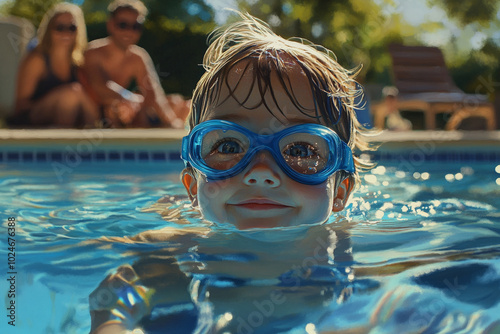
87, 226, 209, 245
131, 226, 210, 242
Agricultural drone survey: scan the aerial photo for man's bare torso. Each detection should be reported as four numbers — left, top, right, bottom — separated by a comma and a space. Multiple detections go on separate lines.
86, 37, 143, 89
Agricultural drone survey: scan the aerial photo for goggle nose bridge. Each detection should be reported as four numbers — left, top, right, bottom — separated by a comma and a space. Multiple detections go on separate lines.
245, 132, 289, 163
244, 144, 281, 164
250, 132, 277, 145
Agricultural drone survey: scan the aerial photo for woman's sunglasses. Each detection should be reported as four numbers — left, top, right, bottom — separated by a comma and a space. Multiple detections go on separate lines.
54, 24, 77, 33
115, 21, 143, 32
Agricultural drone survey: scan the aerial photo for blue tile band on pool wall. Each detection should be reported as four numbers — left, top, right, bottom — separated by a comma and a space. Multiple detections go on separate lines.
368, 150, 500, 163
0, 150, 184, 163
0, 148, 499, 163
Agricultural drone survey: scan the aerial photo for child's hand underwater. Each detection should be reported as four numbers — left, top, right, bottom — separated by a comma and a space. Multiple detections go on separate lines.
89, 264, 154, 333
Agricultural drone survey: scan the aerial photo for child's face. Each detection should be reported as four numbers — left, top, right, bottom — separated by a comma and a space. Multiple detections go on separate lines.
183, 60, 351, 230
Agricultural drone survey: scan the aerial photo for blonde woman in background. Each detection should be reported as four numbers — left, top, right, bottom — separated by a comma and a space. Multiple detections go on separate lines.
11, 2, 98, 127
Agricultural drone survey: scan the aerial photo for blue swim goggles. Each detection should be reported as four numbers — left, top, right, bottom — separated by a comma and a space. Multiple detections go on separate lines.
181, 120, 355, 185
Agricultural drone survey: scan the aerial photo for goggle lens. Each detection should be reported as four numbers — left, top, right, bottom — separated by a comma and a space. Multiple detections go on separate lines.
201, 129, 249, 170
279, 134, 329, 175
199, 129, 329, 175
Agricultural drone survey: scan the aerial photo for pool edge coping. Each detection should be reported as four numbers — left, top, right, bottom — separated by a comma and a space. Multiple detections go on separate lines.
1, 128, 499, 143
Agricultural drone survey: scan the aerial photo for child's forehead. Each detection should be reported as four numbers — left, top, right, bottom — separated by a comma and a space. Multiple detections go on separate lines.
222, 58, 315, 107
226, 55, 307, 81
202, 58, 320, 127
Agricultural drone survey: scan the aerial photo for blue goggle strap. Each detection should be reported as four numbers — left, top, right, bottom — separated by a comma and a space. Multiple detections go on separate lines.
181, 136, 190, 168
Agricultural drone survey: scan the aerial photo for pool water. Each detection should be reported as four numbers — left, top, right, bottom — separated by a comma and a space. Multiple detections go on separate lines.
0, 160, 499, 333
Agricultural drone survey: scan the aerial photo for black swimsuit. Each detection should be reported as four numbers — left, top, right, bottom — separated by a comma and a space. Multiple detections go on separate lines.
8, 53, 78, 126
31, 53, 78, 101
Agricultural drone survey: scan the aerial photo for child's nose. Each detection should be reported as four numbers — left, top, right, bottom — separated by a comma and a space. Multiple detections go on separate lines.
243, 151, 281, 187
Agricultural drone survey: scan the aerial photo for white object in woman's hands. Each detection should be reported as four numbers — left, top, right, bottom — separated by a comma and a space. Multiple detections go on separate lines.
106, 80, 144, 104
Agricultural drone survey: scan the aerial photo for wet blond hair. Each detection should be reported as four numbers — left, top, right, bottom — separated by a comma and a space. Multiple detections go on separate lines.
36, 2, 87, 66
188, 13, 374, 189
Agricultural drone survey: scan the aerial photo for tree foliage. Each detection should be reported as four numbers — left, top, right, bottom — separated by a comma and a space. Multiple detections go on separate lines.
234, 0, 415, 84
235, 0, 500, 95
430, 0, 498, 26
2, 0, 60, 26
426, 0, 500, 96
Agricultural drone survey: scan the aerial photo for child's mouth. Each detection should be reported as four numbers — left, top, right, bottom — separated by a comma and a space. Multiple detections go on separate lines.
230, 199, 293, 211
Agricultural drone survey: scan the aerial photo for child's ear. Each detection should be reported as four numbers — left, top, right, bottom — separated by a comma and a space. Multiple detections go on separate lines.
332, 178, 353, 212
181, 168, 198, 207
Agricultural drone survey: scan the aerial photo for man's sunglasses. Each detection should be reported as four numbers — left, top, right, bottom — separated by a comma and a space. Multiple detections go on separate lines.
115, 21, 143, 31
54, 24, 77, 33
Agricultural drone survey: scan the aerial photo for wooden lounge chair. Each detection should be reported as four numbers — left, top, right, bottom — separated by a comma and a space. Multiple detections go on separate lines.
372, 44, 496, 130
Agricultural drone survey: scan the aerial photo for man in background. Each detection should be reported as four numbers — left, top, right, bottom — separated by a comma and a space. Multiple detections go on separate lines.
83, 0, 186, 128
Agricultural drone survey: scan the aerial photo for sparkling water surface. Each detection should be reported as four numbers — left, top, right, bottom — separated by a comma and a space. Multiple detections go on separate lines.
0, 161, 499, 334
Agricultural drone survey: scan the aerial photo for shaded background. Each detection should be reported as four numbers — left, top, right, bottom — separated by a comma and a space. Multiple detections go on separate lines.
1, 0, 499, 128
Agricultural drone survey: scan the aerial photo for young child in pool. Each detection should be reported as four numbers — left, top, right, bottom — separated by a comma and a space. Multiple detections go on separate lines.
179, 18, 364, 232
89, 13, 372, 334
